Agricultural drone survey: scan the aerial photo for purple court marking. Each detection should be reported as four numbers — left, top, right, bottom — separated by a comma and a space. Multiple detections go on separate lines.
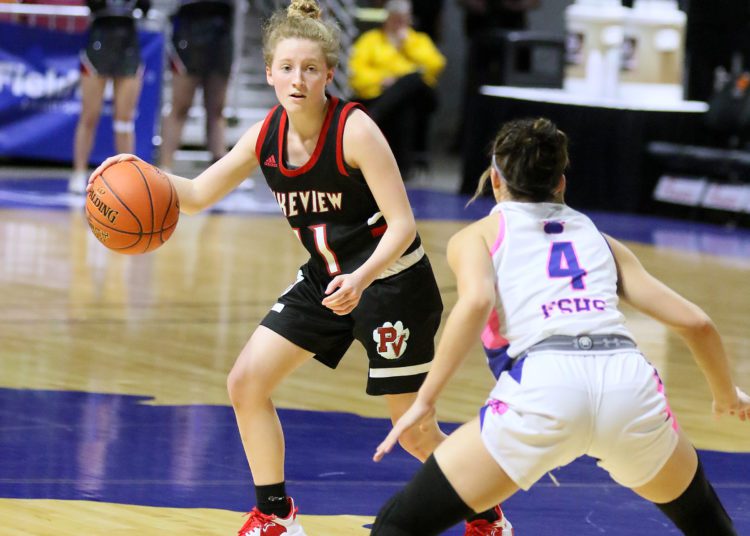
0, 388, 747, 534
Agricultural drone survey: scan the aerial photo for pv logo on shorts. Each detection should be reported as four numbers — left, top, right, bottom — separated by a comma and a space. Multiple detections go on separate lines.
373, 321, 410, 360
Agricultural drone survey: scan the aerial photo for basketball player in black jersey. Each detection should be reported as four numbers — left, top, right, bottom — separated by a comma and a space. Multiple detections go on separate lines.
87, 1, 512, 534
69, 0, 150, 193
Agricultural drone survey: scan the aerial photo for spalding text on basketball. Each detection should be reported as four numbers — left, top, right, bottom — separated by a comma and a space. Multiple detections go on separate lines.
88, 189, 120, 223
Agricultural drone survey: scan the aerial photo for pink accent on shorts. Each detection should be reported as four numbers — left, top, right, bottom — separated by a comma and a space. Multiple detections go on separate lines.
487, 398, 509, 415
490, 210, 506, 255
481, 309, 509, 350
654, 370, 679, 431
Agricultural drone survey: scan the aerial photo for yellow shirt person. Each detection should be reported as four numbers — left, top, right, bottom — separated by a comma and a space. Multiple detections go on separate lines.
349, 6, 446, 100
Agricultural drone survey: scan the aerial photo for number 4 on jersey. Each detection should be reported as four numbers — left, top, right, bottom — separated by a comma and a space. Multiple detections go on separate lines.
548, 241, 587, 290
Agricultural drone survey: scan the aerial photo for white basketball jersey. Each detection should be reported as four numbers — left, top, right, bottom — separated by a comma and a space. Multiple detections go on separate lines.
489, 201, 632, 357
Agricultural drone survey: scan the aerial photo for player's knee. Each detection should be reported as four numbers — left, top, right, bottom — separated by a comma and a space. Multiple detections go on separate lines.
113, 119, 135, 134
226, 364, 254, 407
226, 367, 244, 405
226, 361, 271, 407
372, 455, 473, 536
371, 493, 412, 536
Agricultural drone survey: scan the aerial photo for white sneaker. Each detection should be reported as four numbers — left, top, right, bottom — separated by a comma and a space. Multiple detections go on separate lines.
237, 497, 306, 536
68, 171, 87, 193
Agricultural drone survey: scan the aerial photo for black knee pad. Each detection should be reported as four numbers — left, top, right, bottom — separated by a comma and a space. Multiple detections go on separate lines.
371, 455, 474, 535
655, 458, 737, 536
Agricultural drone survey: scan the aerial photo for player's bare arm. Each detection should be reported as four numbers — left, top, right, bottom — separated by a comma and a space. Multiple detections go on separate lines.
342, 109, 417, 284
424, 225, 497, 399
321, 109, 417, 315
374, 225, 496, 461
172, 121, 262, 214
86, 122, 262, 215
605, 234, 748, 419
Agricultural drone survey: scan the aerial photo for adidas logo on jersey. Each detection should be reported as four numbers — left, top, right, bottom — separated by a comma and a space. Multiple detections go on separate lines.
264, 154, 278, 167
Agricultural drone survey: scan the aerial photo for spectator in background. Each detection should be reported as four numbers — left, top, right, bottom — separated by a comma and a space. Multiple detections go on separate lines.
159, 0, 235, 173
69, 0, 150, 193
368, 0, 446, 42
348, 0, 446, 179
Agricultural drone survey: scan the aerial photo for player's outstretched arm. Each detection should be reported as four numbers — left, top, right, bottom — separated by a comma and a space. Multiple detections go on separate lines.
175, 121, 263, 214
86, 121, 263, 215
374, 221, 497, 461
604, 234, 748, 422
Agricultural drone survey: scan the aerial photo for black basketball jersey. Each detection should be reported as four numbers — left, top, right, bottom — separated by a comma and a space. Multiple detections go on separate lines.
255, 96, 421, 279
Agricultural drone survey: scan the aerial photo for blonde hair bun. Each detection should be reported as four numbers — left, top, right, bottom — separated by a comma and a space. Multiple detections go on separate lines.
288, 0, 322, 19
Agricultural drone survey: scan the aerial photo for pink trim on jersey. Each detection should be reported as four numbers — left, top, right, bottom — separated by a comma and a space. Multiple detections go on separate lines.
490, 209, 506, 255
487, 398, 509, 415
481, 309, 508, 350
654, 370, 679, 431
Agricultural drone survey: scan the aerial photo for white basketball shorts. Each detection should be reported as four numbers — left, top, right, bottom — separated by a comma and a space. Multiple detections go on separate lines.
479, 348, 679, 490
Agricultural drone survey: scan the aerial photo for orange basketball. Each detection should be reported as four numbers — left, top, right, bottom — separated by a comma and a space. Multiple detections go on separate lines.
85, 161, 180, 254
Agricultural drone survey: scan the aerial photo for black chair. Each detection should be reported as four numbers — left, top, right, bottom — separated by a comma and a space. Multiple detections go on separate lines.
470, 30, 566, 89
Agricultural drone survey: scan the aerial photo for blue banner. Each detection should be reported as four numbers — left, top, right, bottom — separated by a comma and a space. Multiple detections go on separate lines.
0, 21, 163, 164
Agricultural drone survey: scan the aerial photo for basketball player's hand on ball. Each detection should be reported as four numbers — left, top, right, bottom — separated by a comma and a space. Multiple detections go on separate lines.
373, 397, 436, 462
713, 387, 750, 422
86, 153, 143, 192
322, 273, 366, 315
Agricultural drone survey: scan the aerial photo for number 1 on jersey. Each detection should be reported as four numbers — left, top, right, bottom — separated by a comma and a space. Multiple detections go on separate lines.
294, 224, 342, 275
548, 241, 587, 290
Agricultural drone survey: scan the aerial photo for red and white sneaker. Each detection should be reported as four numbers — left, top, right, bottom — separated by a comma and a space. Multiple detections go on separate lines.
238, 497, 307, 536
464, 505, 514, 536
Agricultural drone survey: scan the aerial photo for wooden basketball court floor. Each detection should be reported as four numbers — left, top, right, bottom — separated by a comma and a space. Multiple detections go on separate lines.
1, 172, 749, 535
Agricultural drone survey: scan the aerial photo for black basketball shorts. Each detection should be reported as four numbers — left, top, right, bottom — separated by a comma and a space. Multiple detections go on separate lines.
260, 256, 443, 395
170, 13, 233, 77
81, 20, 142, 77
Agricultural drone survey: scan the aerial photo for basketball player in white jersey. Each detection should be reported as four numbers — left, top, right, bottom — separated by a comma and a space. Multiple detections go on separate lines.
370, 117, 749, 535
